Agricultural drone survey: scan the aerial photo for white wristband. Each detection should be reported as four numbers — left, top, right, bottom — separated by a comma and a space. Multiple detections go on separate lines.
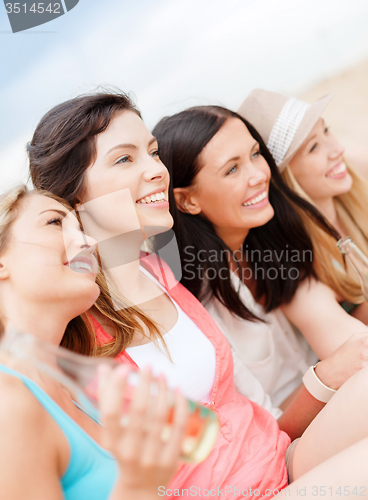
302, 363, 337, 403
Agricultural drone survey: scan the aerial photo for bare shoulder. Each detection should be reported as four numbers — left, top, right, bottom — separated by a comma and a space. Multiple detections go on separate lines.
296, 278, 336, 298
0, 371, 48, 430
282, 278, 337, 314
0, 371, 66, 499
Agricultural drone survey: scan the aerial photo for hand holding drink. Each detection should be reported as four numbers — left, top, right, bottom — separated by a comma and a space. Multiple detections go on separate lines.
1, 330, 219, 465
98, 365, 189, 498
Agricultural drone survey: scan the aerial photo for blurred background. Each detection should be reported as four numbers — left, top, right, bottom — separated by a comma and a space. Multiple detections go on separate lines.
1, 0, 368, 191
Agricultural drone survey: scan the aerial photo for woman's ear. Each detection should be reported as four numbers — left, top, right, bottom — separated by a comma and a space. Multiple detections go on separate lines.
0, 259, 10, 280
173, 187, 201, 215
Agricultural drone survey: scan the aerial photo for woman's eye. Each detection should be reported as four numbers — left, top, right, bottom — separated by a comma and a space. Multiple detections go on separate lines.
226, 165, 237, 175
47, 217, 63, 226
150, 149, 160, 158
252, 150, 261, 159
115, 155, 131, 165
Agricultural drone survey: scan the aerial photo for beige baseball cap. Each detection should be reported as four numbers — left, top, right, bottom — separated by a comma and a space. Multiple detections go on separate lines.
237, 89, 332, 171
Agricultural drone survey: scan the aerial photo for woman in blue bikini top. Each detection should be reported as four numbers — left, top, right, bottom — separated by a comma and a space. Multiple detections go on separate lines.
0, 185, 189, 500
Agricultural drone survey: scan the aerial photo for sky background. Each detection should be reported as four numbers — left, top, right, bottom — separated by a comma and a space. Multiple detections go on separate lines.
1, 0, 368, 192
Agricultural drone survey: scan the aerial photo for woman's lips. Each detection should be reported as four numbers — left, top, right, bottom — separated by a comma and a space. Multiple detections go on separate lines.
64, 255, 97, 274
136, 190, 167, 204
242, 189, 268, 208
326, 162, 347, 179
136, 200, 169, 209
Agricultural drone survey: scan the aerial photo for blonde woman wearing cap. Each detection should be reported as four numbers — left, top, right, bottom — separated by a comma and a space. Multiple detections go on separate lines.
238, 90, 368, 326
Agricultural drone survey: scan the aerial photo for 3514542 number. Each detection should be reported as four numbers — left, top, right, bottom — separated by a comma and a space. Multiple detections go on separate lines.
5, 3, 61, 14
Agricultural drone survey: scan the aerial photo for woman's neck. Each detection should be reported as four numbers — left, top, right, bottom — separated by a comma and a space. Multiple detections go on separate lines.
104, 260, 153, 309
2, 294, 69, 346
215, 227, 249, 255
313, 197, 346, 236
99, 235, 168, 309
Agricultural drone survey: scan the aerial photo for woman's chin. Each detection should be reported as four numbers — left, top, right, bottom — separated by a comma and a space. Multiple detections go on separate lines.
72, 283, 100, 315
254, 203, 274, 227
338, 172, 353, 194
139, 213, 174, 238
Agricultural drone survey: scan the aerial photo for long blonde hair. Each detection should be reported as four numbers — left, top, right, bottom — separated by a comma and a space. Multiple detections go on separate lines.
281, 164, 368, 303
0, 186, 163, 357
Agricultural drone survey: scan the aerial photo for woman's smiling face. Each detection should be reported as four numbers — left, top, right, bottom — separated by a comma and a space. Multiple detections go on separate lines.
0, 194, 99, 313
289, 118, 352, 201
174, 117, 274, 251
79, 110, 173, 239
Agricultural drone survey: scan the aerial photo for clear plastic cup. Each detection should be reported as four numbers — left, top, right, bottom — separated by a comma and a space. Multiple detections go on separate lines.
0, 329, 219, 463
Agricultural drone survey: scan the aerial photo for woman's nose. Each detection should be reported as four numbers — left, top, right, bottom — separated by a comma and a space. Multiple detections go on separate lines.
328, 134, 345, 159
247, 163, 269, 187
77, 231, 97, 253
67, 225, 97, 253
143, 156, 169, 182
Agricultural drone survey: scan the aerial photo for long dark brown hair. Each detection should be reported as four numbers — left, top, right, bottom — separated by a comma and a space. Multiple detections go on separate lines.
153, 106, 340, 319
28, 91, 164, 356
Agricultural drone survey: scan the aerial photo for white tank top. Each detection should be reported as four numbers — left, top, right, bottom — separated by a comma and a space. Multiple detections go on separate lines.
126, 267, 216, 403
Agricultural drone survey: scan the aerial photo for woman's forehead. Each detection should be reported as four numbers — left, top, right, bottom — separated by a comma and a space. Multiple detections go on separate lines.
23, 193, 67, 214
11, 194, 73, 232
95, 110, 151, 153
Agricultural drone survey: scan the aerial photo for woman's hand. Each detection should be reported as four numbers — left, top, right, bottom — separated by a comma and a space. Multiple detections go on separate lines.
315, 332, 368, 390
98, 365, 189, 500
277, 333, 368, 440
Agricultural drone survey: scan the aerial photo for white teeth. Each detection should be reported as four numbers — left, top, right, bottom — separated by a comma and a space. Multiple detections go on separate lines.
242, 191, 267, 207
137, 191, 166, 204
69, 261, 93, 273
327, 163, 346, 177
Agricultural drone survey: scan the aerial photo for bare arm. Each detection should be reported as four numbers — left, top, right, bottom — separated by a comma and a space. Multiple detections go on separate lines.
277, 384, 325, 441
281, 278, 368, 358
278, 332, 368, 440
351, 300, 368, 323
0, 375, 65, 500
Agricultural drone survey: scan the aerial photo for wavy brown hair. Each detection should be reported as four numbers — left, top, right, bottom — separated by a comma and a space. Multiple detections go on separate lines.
28, 91, 163, 356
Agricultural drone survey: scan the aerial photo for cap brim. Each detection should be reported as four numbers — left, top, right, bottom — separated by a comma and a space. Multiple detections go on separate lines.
278, 93, 333, 171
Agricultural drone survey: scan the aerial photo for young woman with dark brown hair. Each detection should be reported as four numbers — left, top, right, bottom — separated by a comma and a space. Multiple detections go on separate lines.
152, 104, 368, 437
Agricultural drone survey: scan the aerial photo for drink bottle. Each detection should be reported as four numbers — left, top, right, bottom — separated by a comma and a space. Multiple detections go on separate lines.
337, 236, 368, 301
0, 329, 219, 464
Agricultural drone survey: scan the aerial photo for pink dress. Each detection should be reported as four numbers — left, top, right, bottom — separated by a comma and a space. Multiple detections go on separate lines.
91, 253, 290, 498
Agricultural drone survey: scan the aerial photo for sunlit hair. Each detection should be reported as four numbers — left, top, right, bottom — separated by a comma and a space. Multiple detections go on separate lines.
28, 91, 166, 355
281, 164, 368, 303
0, 185, 97, 354
0, 185, 166, 357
